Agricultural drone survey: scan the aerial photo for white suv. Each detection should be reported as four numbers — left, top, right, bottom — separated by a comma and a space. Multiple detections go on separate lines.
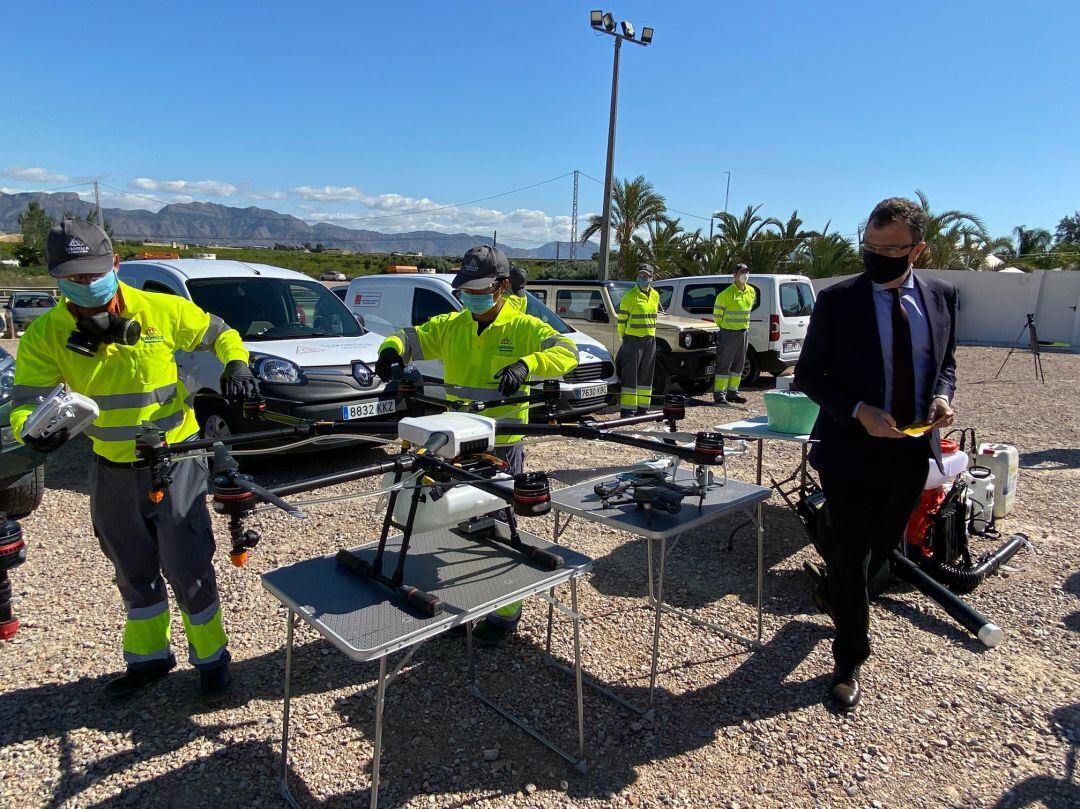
118, 259, 397, 443
652, 273, 816, 384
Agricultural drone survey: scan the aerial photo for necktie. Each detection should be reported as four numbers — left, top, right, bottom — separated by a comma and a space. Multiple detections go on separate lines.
890, 288, 916, 427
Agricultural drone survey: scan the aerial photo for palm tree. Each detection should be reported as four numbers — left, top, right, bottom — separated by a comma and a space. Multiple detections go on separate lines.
910, 190, 996, 270
743, 211, 810, 274
581, 175, 667, 279
632, 217, 687, 277
711, 204, 782, 261
796, 233, 862, 278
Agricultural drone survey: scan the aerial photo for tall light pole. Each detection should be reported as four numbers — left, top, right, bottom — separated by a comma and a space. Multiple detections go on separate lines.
590, 11, 653, 280
709, 171, 733, 240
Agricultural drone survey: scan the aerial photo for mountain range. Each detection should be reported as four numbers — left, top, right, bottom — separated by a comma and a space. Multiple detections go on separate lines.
0, 191, 598, 260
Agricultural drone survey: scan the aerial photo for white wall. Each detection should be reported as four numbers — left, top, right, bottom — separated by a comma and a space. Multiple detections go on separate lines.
811, 270, 1080, 347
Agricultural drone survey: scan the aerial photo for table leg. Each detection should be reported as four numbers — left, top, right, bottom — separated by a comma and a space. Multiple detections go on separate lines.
756, 439, 764, 486
545, 587, 556, 655
370, 655, 388, 809
279, 611, 301, 809
756, 500, 764, 644
648, 536, 667, 711
571, 578, 585, 764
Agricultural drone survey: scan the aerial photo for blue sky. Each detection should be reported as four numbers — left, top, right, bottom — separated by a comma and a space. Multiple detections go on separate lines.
2, 1, 1077, 247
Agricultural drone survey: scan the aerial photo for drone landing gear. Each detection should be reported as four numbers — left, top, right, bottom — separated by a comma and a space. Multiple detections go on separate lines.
456, 516, 564, 571
336, 467, 445, 616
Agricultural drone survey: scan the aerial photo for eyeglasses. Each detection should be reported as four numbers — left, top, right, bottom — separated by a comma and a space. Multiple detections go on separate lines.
861, 241, 918, 259
459, 281, 502, 296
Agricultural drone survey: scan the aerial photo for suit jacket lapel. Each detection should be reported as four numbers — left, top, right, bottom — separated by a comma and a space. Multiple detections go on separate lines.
855, 273, 886, 406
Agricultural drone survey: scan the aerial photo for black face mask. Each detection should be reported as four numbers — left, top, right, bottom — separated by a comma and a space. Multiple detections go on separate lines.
862, 250, 911, 285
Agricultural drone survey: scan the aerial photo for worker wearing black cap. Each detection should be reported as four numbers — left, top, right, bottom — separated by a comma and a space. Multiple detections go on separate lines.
616, 263, 660, 416
506, 265, 528, 313
374, 245, 579, 645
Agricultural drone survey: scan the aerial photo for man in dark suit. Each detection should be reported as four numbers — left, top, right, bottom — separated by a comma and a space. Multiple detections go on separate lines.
794, 197, 959, 712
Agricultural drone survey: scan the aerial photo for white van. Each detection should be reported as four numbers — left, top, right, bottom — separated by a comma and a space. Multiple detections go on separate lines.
118, 259, 397, 442
345, 273, 618, 416
652, 274, 816, 384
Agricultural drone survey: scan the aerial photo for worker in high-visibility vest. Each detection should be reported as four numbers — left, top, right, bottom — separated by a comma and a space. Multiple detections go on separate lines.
616, 263, 660, 416
374, 245, 578, 646
506, 264, 528, 313
10, 220, 255, 701
712, 263, 755, 404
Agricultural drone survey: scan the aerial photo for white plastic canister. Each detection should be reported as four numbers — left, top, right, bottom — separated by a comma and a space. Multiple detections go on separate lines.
925, 449, 970, 489
976, 443, 1018, 518
965, 466, 995, 533
379, 472, 510, 532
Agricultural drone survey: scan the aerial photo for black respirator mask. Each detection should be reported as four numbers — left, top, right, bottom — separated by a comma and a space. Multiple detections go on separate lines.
862, 250, 912, 285
66, 312, 142, 357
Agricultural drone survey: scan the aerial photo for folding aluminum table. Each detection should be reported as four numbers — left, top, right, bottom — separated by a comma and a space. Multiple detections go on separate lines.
548, 470, 772, 717
262, 523, 593, 809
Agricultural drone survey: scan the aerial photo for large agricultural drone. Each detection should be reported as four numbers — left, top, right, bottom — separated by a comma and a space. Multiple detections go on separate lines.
133, 377, 734, 616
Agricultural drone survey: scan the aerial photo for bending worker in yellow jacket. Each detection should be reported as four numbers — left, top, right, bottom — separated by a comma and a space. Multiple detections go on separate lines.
712, 263, 755, 404
617, 263, 660, 416
11, 220, 255, 702
374, 245, 578, 646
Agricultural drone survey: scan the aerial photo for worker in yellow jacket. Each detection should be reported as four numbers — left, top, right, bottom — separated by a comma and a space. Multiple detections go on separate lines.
374, 245, 578, 645
11, 220, 253, 702
712, 263, 755, 404
505, 264, 528, 313
617, 264, 660, 416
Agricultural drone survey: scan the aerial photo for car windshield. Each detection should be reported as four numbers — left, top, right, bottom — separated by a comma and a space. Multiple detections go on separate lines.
186, 277, 364, 340
608, 281, 634, 310
13, 293, 55, 307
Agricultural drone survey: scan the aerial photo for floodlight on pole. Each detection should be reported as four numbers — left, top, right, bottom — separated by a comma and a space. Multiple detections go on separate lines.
588, 10, 653, 281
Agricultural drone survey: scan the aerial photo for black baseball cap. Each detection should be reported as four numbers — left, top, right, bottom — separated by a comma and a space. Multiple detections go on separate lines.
46, 219, 114, 278
636, 263, 655, 278
734, 263, 750, 274
509, 265, 527, 293
452, 245, 510, 290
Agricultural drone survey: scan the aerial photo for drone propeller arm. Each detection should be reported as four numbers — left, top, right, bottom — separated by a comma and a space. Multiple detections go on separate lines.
270, 456, 415, 499
228, 474, 304, 518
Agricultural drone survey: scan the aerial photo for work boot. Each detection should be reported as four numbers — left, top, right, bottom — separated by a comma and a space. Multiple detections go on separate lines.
620, 409, 636, 418
828, 666, 862, 712
199, 661, 233, 704
713, 392, 729, 404
726, 391, 748, 404
635, 407, 648, 416
104, 655, 176, 699
471, 617, 518, 649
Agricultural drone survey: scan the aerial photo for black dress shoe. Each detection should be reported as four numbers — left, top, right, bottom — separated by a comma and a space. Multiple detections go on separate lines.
200, 663, 233, 704
104, 657, 176, 698
726, 391, 748, 404
828, 667, 861, 712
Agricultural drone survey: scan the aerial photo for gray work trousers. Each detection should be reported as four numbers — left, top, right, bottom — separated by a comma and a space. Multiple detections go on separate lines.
89, 451, 228, 671
714, 328, 749, 392
617, 334, 656, 413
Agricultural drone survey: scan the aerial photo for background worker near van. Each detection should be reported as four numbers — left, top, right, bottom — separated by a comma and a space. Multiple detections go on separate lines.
712, 263, 755, 403
616, 264, 660, 416
10, 220, 255, 702
373, 245, 579, 645
506, 264, 528, 312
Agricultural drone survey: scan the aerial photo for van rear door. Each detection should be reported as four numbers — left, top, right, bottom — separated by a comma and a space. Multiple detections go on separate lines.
776, 278, 815, 360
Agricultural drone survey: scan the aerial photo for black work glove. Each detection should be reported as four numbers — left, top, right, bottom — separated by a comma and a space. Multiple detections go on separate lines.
494, 360, 530, 396
374, 347, 404, 383
24, 427, 69, 454
220, 359, 259, 399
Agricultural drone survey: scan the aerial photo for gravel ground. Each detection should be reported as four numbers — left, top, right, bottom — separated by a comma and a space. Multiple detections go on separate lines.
1, 342, 1077, 809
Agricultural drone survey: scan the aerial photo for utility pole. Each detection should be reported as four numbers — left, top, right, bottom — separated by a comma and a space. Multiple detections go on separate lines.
493, 230, 497, 247
723, 171, 732, 215
555, 241, 561, 272
590, 11, 653, 280
93, 180, 103, 226
570, 170, 579, 265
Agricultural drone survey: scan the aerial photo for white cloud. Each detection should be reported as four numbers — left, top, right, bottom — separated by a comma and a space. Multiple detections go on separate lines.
130, 177, 238, 197
289, 185, 370, 202
1, 166, 71, 183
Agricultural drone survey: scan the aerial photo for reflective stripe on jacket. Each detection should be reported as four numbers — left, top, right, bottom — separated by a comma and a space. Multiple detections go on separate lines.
11, 281, 248, 462
617, 286, 659, 338
380, 301, 578, 444
713, 283, 755, 331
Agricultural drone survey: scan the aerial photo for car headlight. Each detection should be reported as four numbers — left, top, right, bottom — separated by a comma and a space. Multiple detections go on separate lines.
0, 359, 14, 405
251, 354, 306, 385
680, 331, 695, 349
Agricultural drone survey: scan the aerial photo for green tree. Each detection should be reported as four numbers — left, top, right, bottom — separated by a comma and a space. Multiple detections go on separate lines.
17, 201, 54, 266
795, 232, 862, 278
1012, 225, 1053, 256
580, 175, 667, 279
711, 204, 781, 263
910, 190, 1002, 270
631, 217, 687, 277
1054, 212, 1080, 244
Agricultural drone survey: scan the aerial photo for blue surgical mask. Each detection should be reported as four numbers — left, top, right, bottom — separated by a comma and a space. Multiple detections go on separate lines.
59, 271, 118, 308
461, 291, 496, 314
637, 278, 650, 289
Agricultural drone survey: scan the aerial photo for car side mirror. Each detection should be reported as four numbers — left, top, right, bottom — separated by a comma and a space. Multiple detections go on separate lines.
354, 313, 366, 328
586, 306, 609, 323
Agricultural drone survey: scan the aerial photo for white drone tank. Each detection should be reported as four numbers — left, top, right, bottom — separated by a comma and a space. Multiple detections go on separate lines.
976, 443, 1019, 518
